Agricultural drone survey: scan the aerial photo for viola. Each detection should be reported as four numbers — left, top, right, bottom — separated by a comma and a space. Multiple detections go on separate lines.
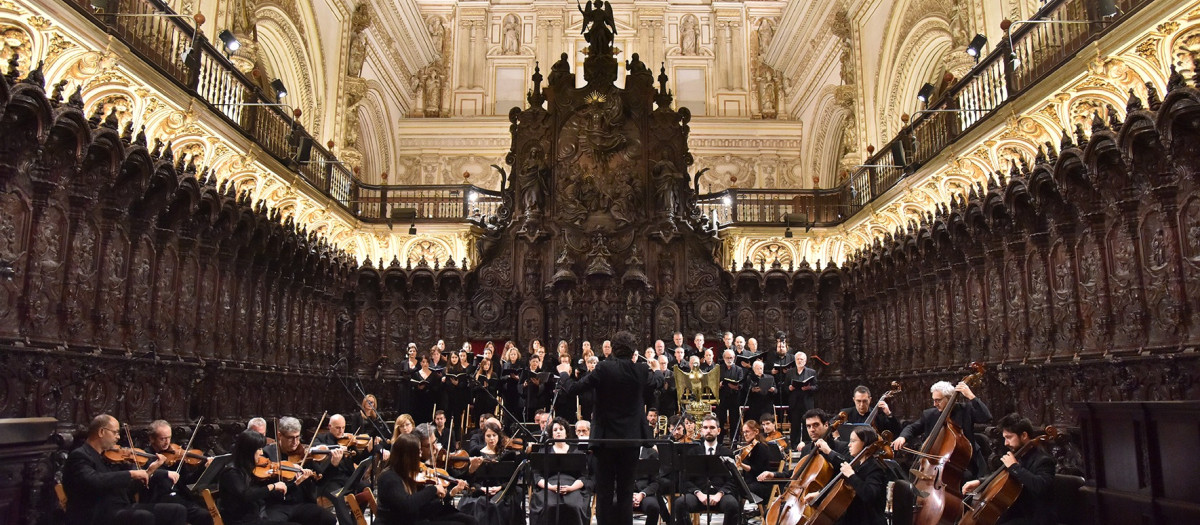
910, 362, 986, 525
765, 412, 848, 525
800, 430, 894, 525
103, 446, 159, 468
159, 443, 210, 467
287, 444, 345, 464
959, 426, 1059, 525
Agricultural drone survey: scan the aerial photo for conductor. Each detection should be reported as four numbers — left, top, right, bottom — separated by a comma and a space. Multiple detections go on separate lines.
557, 330, 664, 525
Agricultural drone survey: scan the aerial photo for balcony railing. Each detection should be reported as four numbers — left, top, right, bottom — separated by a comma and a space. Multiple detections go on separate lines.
62, 0, 1150, 228
70, 0, 356, 209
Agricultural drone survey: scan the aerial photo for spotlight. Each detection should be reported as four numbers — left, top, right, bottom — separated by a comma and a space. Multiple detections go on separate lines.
271, 78, 288, 99
784, 227, 793, 238
966, 34, 987, 58
916, 83, 935, 104
408, 223, 417, 235
1009, 53, 1021, 69
217, 30, 240, 53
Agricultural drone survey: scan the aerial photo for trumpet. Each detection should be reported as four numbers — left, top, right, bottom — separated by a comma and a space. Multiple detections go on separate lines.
656, 415, 669, 437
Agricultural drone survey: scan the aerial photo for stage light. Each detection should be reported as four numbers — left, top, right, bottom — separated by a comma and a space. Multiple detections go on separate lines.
271, 79, 288, 99
966, 34, 987, 58
217, 30, 240, 53
916, 83, 935, 104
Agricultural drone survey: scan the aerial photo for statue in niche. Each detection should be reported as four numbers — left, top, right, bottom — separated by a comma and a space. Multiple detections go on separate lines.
757, 19, 775, 56
232, 0, 258, 40
428, 18, 445, 54
758, 69, 778, 116
680, 15, 700, 56
579, 0, 617, 56
423, 67, 443, 116
502, 14, 521, 55
653, 160, 687, 224
519, 145, 547, 232
949, 0, 969, 48
347, 32, 367, 77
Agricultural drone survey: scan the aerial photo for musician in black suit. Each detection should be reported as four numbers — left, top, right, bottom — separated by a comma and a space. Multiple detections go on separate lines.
892, 380, 992, 477
836, 385, 900, 442
744, 360, 776, 426
961, 414, 1056, 525
716, 350, 744, 442
767, 335, 793, 406
759, 409, 849, 481
143, 420, 213, 525
556, 330, 665, 525
63, 414, 187, 525
784, 352, 819, 446
631, 446, 665, 525
672, 414, 739, 525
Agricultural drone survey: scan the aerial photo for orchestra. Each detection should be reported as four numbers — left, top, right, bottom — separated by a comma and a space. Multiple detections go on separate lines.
57, 332, 1061, 525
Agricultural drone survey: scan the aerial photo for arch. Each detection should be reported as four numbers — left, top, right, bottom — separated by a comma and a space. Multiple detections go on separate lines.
807, 86, 852, 187
877, 16, 954, 139
356, 84, 393, 184
255, 6, 321, 132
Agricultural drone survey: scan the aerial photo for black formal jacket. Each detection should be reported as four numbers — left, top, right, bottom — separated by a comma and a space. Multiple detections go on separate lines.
717, 362, 744, 402
376, 469, 445, 525
218, 466, 276, 524
634, 447, 663, 497
784, 366, 818, 412
827, 456, 888, 525
836, 407, 900, 442
899, 397, 992, 475
63, 444, 138, 525
744, 373, 776, 421
558, 356, 664, 446
993, 446, 1057, 525
680, 443, 735, 496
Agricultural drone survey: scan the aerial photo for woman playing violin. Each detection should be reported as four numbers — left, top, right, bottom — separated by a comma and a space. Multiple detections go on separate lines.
377, 434, 477, 525
738, 420, 775, 505
218, 430, 331, 525
457, 420, 523, 525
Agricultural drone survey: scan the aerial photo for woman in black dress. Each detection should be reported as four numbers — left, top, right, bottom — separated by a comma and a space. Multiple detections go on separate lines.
457, 420, 524, 524
218, 430, 328, 525
376, 434, 477, 525
529, 418, 589, 525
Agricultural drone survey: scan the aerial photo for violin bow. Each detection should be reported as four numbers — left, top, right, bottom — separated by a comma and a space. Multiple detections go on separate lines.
175, 416, 203, 476
301, 411, 329, 466
122, 424, 145, 471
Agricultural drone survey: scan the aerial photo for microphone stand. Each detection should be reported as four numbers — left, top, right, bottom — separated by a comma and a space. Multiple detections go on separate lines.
476, 381, 536, 443
732, 375, 755, 446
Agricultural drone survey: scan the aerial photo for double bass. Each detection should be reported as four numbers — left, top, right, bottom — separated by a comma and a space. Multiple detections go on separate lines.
909, 363, 986, 525
958, 426, 1059, 525
764, 412, 848, 525
800, 430, 895, 525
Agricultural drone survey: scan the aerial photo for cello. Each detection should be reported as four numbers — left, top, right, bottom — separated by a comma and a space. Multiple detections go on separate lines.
958, 426, 1059, 525
909, 362, 986, 525
860, 381, 903, 432
764, 411, 849, 525
799, 430, 895, 525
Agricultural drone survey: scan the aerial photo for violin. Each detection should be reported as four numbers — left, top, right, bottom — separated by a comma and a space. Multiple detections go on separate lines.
159, 443, 210, 467
337, 433, 373, 450
103, 447, 160, 468
504, 437, 526, 451
959, 426, 1059, 525
252, 455, 313, 482
418, 462, 464, 485
765, 412, 849, 525
910, 363, 986, 525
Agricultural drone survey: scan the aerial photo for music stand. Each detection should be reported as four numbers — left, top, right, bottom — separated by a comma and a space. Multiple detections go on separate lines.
635, 458, 664, 522
656, 442, 697, 495
333, 457, 372, 498
719, 456, 763, 504
488, 459, 528, 505
682, 454, 735, 525
187, 454, 232, 493
529, 452, 588, 525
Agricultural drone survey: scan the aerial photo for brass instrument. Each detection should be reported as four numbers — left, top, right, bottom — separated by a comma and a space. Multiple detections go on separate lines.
656, 415, 669, 437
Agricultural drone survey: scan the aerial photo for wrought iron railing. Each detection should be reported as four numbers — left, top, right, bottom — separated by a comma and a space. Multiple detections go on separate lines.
63, 0, 1149, 226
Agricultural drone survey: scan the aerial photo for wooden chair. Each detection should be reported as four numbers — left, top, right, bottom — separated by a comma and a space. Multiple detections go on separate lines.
199, 488, 224, 525
344, 493, 368, 525
363, 487, 378, 515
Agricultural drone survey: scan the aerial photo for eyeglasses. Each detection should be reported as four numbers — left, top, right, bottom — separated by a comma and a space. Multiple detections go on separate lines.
102, 427, 120, 435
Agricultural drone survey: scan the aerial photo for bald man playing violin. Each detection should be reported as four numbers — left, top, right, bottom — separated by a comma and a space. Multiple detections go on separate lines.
141, 420, 213, 525
63, 414, 187, 525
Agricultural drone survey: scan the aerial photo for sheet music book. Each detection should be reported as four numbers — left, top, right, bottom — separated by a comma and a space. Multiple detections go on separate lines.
735, 351, 766, 367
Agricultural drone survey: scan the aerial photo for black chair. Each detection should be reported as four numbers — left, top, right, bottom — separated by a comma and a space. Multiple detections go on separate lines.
1051, 473, 1085, 525
888, 479, 917, 525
